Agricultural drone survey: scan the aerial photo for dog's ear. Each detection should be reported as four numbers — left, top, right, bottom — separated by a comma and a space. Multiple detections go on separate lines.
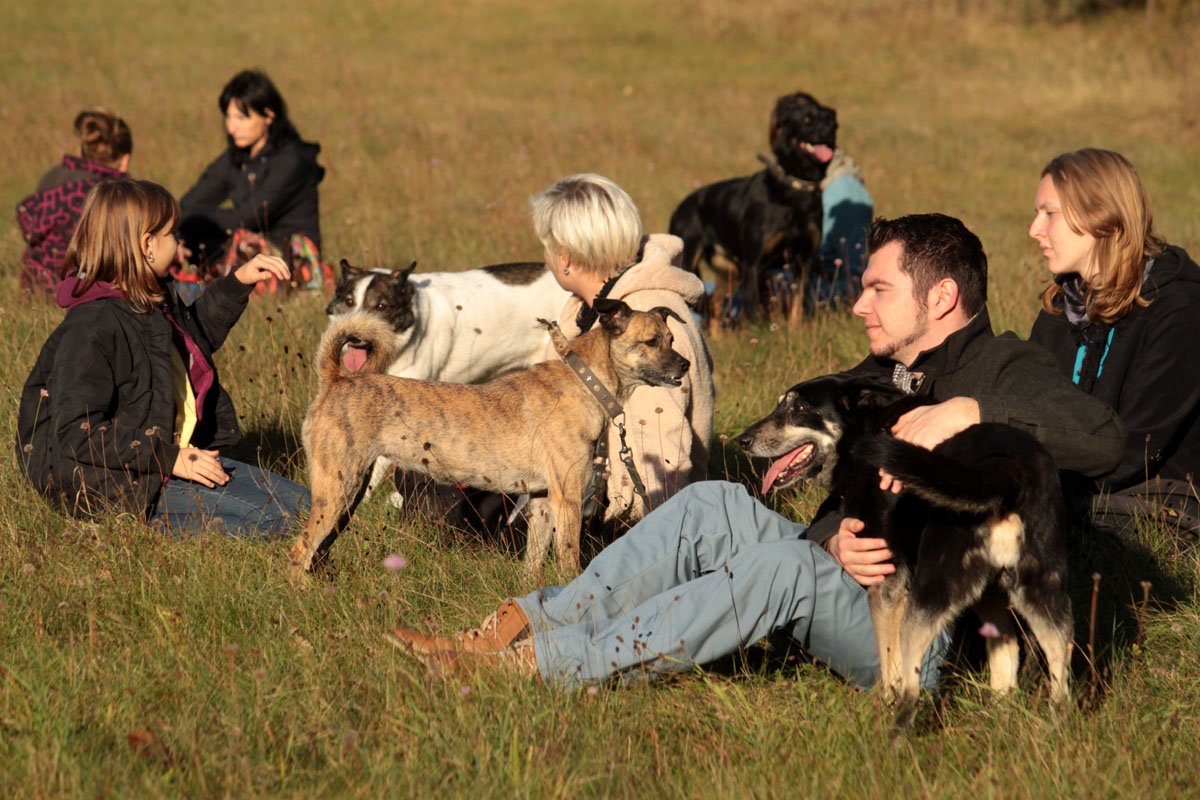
834, 377, 903, 411
395, 261, 417, 282
648, 306, 686, 327
594, 298, 633, 336
339, 258, 362, 280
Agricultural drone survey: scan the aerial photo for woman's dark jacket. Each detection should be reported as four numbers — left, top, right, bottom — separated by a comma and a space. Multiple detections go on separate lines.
15, 273, 255, 518
1030, 245, 1200, 491
180, 137, 324, 255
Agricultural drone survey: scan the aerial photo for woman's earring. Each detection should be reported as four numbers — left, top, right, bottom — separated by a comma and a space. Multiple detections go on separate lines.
562, 267, 570, 276
146, 251, 155, 264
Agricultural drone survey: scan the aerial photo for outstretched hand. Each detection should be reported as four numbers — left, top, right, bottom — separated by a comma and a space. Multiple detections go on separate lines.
173, 448, 229, 488
233, 254, 291, 286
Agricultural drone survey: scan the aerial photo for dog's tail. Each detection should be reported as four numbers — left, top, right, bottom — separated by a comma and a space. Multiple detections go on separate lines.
853, 433, 1024, 515
316, 312, 401, 389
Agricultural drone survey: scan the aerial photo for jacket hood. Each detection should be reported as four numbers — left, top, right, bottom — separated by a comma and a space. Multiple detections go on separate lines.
1142, 245, 1200, 298
608, 234, 705, 305
56, 274, 126, 309
273, 138, 325, 183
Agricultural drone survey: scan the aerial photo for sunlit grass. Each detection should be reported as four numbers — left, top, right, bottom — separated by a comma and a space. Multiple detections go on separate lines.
2, 1, 1199, 796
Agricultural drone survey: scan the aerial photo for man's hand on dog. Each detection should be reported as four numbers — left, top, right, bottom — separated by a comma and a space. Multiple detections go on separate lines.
234, 254, 291, 286
828, 517, 895, 586
878, 397, 982, 494
173, 447, 230, 488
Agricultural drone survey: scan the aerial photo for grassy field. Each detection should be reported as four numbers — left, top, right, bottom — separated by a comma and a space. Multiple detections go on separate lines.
3, 1, 1200, 797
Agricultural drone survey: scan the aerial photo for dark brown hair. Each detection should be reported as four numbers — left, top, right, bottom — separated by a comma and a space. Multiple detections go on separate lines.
867, 213, 988, 317
74, 107, 132, 167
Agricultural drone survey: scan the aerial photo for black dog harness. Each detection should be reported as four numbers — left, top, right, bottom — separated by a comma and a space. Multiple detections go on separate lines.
564, 351, 653, 517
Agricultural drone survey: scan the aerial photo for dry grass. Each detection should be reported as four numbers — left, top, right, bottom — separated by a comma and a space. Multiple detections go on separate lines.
2, 1, 1200, 797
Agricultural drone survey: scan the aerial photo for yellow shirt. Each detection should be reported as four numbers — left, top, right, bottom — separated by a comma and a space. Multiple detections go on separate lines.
171, 345, 198, 448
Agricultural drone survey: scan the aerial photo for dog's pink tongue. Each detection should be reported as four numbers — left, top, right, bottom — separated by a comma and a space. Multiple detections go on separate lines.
761, 445, 807, 495
342, 346, 368, 372
812, 144, 834, 163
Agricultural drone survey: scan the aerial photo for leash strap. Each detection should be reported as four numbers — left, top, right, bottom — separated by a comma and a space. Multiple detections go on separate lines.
565, 351, 653, 513
757, 153, 820, 192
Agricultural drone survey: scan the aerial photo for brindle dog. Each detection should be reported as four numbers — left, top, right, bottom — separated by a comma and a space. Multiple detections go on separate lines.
291, 298, 690, 576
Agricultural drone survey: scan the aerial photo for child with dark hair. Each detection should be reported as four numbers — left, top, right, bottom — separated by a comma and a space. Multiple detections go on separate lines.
17, 108, 133, 296
15, 178, 310, 538
178, 69, 330, 297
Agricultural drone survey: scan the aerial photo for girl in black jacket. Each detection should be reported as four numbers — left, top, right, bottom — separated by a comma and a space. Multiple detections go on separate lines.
179, 70, 327, 295
1029, 148, 1200, 534
15, 178, 310, 538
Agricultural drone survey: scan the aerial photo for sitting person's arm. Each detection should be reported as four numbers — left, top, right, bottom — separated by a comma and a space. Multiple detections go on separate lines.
184, 147, 313, 237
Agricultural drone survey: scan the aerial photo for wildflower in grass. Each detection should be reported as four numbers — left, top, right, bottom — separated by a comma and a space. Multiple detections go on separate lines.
383, 553, 408, 572
978, 621, 1002, 638
40, 388, 49, 398
460, 686, 470, 697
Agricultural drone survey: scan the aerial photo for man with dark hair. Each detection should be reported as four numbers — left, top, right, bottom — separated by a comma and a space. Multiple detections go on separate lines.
388, 213, 1124, 690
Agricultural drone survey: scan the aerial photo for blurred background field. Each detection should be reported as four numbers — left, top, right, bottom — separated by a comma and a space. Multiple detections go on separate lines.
2, 1, 1199, 797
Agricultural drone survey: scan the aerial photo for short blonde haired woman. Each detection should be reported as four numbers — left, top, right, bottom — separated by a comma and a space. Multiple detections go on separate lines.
530, 174, 714, 520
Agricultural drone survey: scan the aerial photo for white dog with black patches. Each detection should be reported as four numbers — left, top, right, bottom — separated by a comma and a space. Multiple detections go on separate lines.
326, 259, 572, 498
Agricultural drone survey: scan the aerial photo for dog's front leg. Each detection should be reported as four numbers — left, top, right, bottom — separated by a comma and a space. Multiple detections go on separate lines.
546, 481, 582, 577
867, 582, 904, 704
523, 497, 553, 577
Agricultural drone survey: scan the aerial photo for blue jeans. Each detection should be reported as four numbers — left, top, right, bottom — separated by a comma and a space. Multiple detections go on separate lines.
149, 457, 309, 540
515, 481, 949, 689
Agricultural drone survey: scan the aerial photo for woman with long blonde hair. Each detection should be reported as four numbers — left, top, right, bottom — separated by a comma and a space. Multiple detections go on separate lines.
1029, 148, 1200, 525
16, 178, 309, 537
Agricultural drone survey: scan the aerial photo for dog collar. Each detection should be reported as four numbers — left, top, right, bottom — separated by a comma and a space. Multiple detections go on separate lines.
565, 351, 625, 418
757, 153, 820, 192
565, 350, 653, 512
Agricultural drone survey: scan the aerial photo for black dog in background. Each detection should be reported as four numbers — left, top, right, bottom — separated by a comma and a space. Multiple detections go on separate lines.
669, 91, 838, 327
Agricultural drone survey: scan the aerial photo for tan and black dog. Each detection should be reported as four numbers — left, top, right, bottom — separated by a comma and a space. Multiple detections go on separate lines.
737, 374, 1072, 727
292, 297, 690, 576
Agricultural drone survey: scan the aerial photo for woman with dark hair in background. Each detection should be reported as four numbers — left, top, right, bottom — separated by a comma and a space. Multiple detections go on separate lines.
178, 69, 329, 296
17, 108, 132, 296
1029, 147, 1200, 539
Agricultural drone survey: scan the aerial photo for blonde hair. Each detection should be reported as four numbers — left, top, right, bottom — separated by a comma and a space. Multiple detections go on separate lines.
529, 173, 642, 278
1040, 148, 1166, 323
62, 179, 179, 313
75, 107, 132, 167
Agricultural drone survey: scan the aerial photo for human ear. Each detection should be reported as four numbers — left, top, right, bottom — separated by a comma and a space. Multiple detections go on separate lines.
140, 231, 154, 261
929, 278, 959, 320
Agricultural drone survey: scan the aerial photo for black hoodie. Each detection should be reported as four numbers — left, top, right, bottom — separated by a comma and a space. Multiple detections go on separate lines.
180, 137, 324, 257
1030, 245, 1200, 490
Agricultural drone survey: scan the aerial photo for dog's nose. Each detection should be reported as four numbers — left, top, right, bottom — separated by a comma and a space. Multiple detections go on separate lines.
735, 430, 753, 450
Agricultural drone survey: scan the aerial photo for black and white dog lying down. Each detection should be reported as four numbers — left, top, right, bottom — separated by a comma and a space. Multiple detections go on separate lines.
325, 259, 571, 504
737, 374, 1072, 726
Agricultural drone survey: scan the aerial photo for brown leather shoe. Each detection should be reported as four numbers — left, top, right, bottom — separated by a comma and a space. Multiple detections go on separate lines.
386, 599, 530, 656
420, 638, 540, 682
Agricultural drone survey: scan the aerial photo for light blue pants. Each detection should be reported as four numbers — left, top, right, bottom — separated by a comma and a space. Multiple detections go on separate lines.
515, 481, 948, 689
